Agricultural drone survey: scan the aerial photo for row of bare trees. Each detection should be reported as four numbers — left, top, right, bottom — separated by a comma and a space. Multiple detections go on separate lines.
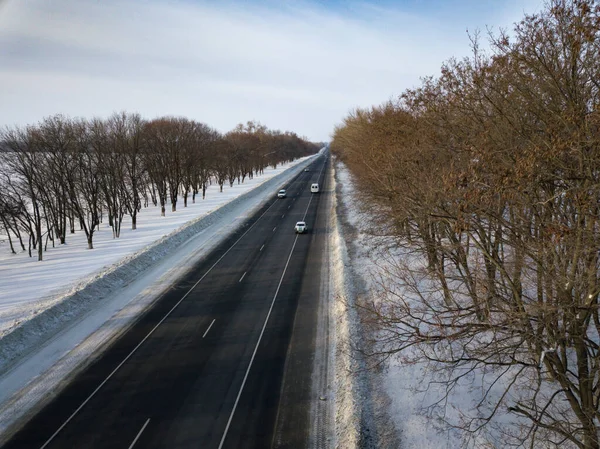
332, 1, 600, 447
0, 113, 318, 259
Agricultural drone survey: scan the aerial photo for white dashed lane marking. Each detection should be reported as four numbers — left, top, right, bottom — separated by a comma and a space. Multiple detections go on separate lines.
203, 319, 216, 338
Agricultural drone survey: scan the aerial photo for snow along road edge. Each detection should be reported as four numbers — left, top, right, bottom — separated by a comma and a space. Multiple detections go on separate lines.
330, 162, 361, 449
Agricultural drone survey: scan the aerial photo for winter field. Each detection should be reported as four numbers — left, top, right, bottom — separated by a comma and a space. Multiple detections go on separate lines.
0, 154, 318, 441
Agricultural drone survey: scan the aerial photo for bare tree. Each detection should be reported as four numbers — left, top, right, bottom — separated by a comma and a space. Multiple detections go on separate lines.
143, 120, 170, 216
67, 120, 102, 249
212, 137, 230, 193
1, 126, 45, 260
119, 113, 146, 230
32, 115, 75, 246
0, 113, 318, 257
184, 121, 215, 203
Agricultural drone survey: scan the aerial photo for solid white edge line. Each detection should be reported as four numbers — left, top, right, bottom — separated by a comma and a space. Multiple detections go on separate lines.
202, 319, 216, 338
39, 197, 282, 449
273, 227, 276, 232
239, 272, 246, 283
217, 234, 300, 449
260, 244, 264, 252
128, 418, 150, 449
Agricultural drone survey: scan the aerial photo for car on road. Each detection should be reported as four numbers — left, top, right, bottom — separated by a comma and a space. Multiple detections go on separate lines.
295, 221, 307, 234
304, 168, 310, 172
310, 183, 319, 193
277, 189, 287, 198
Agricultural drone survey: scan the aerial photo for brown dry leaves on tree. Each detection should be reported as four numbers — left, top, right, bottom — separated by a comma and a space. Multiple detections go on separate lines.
331, 1, 600, 447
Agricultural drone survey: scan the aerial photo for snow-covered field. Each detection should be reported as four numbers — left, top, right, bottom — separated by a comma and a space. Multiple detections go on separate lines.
0, 155, 315, 441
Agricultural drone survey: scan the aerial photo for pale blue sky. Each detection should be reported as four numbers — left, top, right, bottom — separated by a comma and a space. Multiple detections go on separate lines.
0, 0, 542, 141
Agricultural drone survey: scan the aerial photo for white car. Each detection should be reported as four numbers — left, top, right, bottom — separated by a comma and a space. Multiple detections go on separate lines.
295, 221, 307, 234
277, 189, 287, 198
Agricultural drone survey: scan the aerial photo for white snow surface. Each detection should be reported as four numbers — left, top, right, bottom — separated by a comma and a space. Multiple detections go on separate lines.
328, 168, 361, 449
0, 155, 316, 441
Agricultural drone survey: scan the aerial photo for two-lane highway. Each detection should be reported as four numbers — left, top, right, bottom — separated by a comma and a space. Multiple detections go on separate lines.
2, 153, 331, 449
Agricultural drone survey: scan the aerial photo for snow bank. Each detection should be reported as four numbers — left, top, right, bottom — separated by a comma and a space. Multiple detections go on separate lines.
329, 183, 361, 448
330, 159, 400, 448
330, 160, 407, 449
0, 160, 311, 374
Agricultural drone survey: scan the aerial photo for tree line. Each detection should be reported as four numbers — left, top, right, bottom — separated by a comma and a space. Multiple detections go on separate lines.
332, 0, 600, 447
0, 113, 318, 259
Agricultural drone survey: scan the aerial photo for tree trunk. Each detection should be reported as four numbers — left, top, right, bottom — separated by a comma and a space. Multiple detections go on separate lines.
60, 204, 66, 244
183, 187, 189, 207
34, 204, 43, 261
13, 217, 25, 251
7, 231, 15, 254
1, 219, 16, 254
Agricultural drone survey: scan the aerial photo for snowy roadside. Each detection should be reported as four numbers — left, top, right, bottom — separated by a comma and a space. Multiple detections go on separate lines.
332, 159, 473, 448
0, 154, 316, 442
328, 163, 361, 448
330, 159, 401, 449
331, 158, 433, 449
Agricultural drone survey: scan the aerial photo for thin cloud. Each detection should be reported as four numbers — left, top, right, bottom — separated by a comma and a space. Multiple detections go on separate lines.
0, 0, 542, 140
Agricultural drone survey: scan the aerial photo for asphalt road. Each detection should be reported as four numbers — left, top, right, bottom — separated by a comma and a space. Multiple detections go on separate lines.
2, 153, 331, 449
